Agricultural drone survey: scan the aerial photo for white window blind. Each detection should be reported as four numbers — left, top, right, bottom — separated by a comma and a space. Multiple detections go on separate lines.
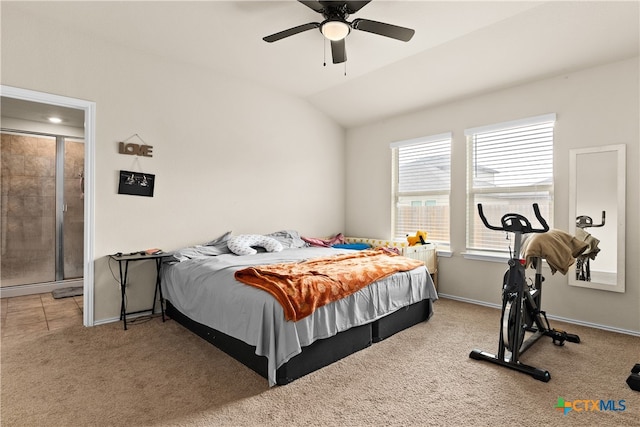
466, 114, 555, 252
391, 133, 451, 244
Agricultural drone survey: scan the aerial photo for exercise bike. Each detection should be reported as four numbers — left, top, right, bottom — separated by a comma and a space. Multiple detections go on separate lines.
575, 211, 605, 282
469, 203, 580, 382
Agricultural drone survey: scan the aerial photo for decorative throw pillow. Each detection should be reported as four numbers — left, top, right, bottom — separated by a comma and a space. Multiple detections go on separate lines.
227, 234, 283, 256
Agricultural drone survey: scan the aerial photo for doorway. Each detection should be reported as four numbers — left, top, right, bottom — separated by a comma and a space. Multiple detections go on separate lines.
0, 85, 96, 326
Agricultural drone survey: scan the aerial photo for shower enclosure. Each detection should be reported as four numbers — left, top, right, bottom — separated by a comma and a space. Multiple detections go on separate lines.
1, 131, 84, 292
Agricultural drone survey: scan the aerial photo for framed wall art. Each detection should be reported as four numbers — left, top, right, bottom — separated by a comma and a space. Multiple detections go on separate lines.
118, 170, 155, 197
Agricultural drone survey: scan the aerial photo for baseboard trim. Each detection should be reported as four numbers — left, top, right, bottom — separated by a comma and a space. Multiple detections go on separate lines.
438, 293, 640, 337
92, 310, 155, 327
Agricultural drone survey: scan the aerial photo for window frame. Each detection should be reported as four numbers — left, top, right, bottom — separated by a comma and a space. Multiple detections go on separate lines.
465, 114, 556, 254
390, 132, 452, 246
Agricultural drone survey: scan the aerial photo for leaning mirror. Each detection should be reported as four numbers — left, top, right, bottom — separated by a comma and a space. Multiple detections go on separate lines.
568, 144, 625, 292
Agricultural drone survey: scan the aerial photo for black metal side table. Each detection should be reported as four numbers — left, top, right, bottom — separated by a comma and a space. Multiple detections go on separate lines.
108, 252, 172, 330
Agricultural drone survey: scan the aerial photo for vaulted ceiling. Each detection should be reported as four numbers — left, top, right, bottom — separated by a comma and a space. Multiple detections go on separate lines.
4, 1, 639, 128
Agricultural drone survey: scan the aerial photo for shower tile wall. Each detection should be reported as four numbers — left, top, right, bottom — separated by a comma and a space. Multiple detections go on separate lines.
1, 133, 84, 287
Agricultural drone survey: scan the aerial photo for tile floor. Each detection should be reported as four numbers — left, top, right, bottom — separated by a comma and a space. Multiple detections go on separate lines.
1, 293, 83, 338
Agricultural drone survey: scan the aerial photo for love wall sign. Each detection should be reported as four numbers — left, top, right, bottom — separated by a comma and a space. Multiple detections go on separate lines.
118, 141, 153, 157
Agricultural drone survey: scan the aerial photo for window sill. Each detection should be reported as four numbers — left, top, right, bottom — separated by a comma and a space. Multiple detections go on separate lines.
436, 249, 452, 258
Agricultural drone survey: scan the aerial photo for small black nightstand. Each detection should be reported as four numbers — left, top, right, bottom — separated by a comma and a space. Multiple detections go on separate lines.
109, 252, 172, 330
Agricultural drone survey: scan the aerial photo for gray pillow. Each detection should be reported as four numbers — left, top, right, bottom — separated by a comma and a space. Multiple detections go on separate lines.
265, 230, 308, 249
167, 231, 233, 263
167, 245, 225, 263
205, 231, 232, 246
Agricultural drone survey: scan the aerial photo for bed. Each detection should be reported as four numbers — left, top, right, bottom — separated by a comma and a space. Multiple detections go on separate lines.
161, 232, 438, 386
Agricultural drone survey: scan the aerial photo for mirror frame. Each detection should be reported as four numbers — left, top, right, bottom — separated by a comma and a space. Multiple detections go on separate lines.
568, 144, 626, 292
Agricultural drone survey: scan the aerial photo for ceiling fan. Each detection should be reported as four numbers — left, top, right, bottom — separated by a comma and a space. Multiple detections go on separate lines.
263, 0, 415, 64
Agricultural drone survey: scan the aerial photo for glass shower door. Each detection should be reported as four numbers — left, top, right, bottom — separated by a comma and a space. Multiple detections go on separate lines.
0, 132, 84, 287
1, 133, 57, 286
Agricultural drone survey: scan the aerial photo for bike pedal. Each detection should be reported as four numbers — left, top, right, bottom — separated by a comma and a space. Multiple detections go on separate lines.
565, 333, 580, 343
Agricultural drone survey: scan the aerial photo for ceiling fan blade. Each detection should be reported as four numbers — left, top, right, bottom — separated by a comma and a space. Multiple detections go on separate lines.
352, 18, 415, 42
263, 22, 320, 43
344, 1, 371, 14
331, 39, 347, 64
298, 0, 324, 13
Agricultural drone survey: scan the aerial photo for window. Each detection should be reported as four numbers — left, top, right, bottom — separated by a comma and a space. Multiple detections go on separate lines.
391, 133, 451, 245
466, 114, 555, 252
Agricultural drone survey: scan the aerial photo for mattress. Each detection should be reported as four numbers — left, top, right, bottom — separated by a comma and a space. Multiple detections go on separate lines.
161, 246, 438, 386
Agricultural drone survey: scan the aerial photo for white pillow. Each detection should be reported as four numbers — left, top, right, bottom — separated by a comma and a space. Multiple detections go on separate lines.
227, 234, 283, 256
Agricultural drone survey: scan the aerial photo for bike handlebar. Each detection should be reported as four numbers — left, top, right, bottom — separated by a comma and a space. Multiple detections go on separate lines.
477, 203, 550, 234
576, 211, 605, 228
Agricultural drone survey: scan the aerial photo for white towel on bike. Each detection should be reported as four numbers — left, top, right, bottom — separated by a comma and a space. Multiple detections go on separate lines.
521, 229, 589, 275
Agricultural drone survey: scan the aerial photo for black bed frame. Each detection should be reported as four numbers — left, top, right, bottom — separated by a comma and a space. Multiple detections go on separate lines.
166, 299, 432, 385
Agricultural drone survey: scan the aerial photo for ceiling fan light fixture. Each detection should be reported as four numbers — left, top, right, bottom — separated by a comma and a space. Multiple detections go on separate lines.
321, 20, 350, 41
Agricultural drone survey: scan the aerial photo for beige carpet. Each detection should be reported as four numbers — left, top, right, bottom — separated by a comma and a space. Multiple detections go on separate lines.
1, 298, 639, 427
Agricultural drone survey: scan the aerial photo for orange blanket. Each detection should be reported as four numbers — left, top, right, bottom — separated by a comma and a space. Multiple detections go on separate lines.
234, 249, 425, 321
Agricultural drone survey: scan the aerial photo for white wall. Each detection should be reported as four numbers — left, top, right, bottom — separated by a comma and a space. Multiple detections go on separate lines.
346, 57, 640, 334
1, 6, 345, 322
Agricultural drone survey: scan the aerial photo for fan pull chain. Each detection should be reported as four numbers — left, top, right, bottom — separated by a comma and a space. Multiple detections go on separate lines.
323, 38, 327, 67
344, 61, 347, 76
